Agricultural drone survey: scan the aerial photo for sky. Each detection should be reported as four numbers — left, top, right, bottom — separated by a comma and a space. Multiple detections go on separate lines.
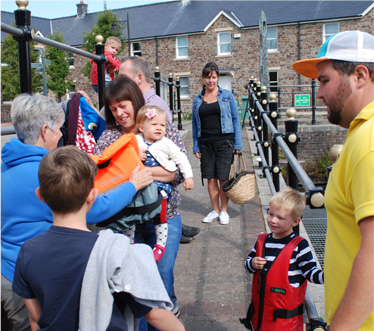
0, 0, 169, 19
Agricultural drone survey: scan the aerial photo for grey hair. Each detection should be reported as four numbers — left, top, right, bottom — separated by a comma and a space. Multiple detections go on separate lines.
123, 56, 152, 84
11, 94, 65, 145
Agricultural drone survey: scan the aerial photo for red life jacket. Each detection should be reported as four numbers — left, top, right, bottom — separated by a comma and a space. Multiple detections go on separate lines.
250, 233, 307, 331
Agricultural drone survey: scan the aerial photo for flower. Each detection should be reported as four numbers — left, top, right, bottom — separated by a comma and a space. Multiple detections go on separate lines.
145, 108, 157, 119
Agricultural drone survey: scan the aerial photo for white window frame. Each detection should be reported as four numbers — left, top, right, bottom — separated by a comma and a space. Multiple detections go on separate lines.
178, 76, 190, 99
267, 27, 278, 53
131, 42, 142, 56
217, 32, 231, 56
323, 22, 339, 43
176, 36, 188, 59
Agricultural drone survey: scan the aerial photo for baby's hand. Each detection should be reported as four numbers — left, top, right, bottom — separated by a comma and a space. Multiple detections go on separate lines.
252, 257, 267, 270
139, 150, 147, 162
183, 177, 194, 191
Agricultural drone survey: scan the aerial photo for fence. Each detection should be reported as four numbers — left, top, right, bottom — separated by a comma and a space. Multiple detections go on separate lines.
243, 78, 327, 330
1, 3, 182, 134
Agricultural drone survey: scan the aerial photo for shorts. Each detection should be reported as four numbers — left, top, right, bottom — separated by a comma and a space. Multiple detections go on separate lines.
199, 138, 234, 180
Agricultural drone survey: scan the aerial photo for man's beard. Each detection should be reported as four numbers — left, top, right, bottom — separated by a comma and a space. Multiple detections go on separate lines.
327, 77, 352, 126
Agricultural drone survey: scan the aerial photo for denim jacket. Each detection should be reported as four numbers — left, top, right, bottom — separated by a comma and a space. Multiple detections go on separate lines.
192, 86, 243, 153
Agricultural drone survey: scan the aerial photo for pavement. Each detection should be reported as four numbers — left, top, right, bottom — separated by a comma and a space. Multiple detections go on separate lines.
175, 121, 325, 330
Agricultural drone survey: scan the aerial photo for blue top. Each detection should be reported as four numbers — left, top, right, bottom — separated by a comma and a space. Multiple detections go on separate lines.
12, 226, 150, 330
1, 138, 136, 282
192, 86, 242, 153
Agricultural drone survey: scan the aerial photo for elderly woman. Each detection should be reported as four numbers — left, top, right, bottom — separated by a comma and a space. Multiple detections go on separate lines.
1, 93, 152, 330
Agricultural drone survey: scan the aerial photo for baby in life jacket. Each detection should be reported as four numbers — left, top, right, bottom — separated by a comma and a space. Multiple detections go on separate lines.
241, 187, 324, 331
125, 105, 194, 261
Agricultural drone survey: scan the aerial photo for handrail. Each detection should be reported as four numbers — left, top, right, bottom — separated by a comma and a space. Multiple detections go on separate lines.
1, 23, 101, 61
248, 86, 324, 206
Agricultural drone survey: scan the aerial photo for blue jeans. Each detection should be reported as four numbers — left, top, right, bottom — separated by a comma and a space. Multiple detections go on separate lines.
136, 214, 182, 331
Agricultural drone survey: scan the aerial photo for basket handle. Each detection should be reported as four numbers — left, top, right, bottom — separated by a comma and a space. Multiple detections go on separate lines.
228, 153, 238, 179
238, 153, 247, 172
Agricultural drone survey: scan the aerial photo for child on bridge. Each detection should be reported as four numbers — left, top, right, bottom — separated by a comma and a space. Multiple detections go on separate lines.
241, 187, 324, 331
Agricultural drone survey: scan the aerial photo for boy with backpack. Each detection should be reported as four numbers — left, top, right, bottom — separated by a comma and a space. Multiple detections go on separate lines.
240, 187, 324, 330
12, 146, 185, 331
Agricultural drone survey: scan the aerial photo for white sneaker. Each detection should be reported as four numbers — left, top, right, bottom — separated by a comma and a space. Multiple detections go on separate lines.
219, 211, 230, 225
202, 211, 219, 223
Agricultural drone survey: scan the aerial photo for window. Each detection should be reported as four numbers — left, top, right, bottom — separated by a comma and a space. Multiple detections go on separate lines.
176, 36, 188, 59
323, 23, 339, 43
131, 42, 142, 56
267, 28, 278, 52
218, 32, 231, 56
178, 76, 189, 98
269, 71, 278, 92
66, 52, 74, 66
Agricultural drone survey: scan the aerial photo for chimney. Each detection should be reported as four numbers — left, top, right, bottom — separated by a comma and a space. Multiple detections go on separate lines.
76, 1, 88, 18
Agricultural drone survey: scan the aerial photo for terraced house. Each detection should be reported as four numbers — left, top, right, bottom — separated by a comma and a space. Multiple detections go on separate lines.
2, 0, 373, 111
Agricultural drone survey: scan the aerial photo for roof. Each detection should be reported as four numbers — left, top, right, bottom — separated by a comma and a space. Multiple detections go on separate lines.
2, 1, 373, 46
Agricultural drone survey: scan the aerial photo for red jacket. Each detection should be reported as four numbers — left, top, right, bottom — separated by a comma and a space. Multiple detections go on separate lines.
250, 233, 307, 331
90, 50, 121, 85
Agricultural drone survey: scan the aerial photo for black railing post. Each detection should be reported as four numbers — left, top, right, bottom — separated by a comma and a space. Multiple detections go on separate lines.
154, 66, 161, 97
168, 73, 174, 120
269, 92, 280, 192
311, 79, 317, 125
260, 85, 270, 165
284, 107, 300, 234
14, 1, 33, 94
256, 82, 263, 143
176, 77, 182, 130
95, 35, 106, 109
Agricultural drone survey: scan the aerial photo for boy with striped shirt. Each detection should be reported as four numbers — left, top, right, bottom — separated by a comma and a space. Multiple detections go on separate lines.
241, 187, 324, 330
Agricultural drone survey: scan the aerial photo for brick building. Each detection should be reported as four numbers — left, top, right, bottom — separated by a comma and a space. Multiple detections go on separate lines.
2, 0, 374, 112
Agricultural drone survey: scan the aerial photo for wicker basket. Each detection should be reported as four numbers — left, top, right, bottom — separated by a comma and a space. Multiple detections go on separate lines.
222, 153, 256, 204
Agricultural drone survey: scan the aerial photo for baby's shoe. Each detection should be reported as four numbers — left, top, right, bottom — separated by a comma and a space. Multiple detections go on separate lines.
153, 244, 166, 261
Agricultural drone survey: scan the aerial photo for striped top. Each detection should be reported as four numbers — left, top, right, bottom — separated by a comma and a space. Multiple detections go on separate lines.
245, 232, 324, 287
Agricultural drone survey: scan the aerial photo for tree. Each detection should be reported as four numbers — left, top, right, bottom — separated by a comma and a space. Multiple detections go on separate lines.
46, 30, 72, 102
1, 34, 43, 101
81, 8, 125, 78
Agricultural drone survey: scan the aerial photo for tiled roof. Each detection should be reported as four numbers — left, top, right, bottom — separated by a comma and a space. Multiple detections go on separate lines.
2, 1, 372, 46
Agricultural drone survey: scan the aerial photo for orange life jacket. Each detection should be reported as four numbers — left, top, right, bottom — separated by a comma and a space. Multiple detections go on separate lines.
246, 233, 307, 331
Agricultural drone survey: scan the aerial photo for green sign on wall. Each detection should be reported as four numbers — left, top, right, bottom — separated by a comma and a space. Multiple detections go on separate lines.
294, 94, 310, 107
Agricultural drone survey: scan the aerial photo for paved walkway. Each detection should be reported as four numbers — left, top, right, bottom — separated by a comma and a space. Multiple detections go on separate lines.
175, 123, 325, 330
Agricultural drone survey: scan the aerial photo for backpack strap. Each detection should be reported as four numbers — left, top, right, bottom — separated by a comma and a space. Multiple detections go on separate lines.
67, 93, 82, 146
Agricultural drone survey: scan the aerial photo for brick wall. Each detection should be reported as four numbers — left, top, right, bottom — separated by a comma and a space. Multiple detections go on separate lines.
277, 124, 348, 173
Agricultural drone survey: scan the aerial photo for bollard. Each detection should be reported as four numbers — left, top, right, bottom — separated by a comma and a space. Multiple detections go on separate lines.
14, 0, 33, 94
261, 85, 270, 165
269, 92, 280, 192
95, 35, 105, 109
285, 107, 300, 234
176, 77, 182, 130
168, 73, 174, 119
154, 67, 161, 97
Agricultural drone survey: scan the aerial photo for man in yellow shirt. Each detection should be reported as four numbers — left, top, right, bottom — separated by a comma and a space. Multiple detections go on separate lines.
293, 30, 374, 331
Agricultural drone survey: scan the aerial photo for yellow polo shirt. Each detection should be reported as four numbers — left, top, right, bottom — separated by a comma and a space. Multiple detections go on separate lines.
324, 101, 374, 330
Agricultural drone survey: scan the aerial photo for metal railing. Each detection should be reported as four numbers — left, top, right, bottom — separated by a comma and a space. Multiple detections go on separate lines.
153, 68, 183, 130
243, 78, 326, 330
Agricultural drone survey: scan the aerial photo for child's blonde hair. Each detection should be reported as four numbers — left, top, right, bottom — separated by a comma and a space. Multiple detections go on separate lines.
105, 36, 121, 46
269, 187, 306, 219
136, 105, 167, 128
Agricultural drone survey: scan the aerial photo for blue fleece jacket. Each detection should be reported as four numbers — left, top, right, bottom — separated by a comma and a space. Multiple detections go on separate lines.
1, 138, 136, 282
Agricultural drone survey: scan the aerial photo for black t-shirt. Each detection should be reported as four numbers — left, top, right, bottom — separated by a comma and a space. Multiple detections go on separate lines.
13, 226, 151, 330
199, 101, 221, 138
